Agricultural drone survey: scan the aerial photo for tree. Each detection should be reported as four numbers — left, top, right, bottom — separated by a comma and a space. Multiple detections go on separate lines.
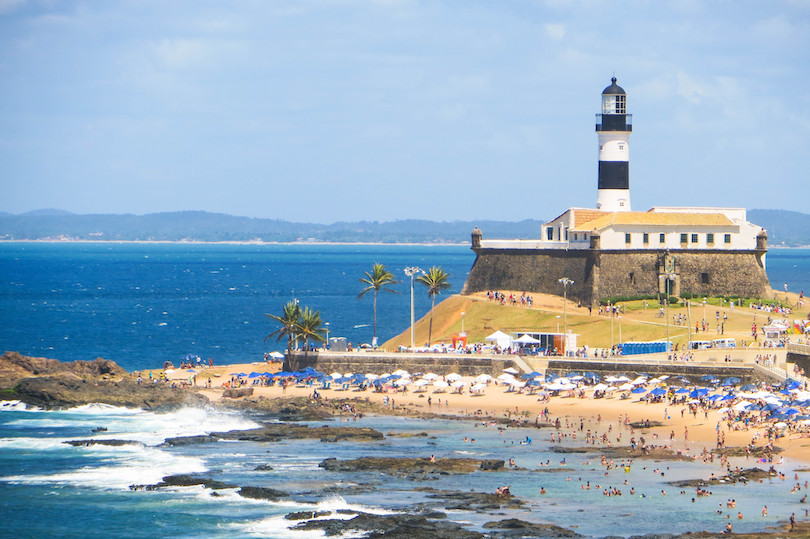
264, 301, 301, 355
298, 306, 326, 352
416, 266, 451, 345
358, 263, 400, 347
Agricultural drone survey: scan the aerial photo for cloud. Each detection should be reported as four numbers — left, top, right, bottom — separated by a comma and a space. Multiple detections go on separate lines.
544, 23, 565, 40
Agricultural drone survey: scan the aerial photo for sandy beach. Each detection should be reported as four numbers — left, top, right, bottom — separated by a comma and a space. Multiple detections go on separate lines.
161, 361, 810, 467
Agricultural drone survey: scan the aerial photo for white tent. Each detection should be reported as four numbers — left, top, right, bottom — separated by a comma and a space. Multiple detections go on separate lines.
514, 334, 541, 344
503, 367, 520, 374
485, 330, 512, 349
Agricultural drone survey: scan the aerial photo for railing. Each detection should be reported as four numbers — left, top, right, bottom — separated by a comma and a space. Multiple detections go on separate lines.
752, 362, 789, 382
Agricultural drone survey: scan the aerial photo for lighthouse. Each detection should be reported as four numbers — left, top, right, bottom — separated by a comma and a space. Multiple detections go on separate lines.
595, 77, 632, 211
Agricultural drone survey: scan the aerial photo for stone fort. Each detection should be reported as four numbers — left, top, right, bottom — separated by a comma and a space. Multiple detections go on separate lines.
461, 78, 771, 307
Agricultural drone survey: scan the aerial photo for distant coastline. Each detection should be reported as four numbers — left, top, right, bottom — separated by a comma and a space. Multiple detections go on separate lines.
0, 239, 469, 247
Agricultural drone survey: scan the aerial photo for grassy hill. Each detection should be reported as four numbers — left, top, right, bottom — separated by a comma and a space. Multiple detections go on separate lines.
381, 289, 804, 351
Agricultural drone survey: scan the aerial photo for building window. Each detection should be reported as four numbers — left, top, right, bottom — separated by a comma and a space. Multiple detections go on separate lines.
707, 233, 714, 245
659, 233, 666, 243
616, 95, 626, 114
691, 233, 698, 243
629, 272, 636, 284
547, 227, 554, 241
619, 201, 625, 207
680, 233, 688, 244
564, 228, 568, 241
618, 144, 624, 150
701, 272, 710, 284
625, 233, 631, 244
724, 234, 731, 244
643, 233, 649, 244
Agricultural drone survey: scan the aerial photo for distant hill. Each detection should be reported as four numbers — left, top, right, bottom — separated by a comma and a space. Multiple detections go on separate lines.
0, 210, 544, 244
748, 209, 810, 247
0, 208, 807, 246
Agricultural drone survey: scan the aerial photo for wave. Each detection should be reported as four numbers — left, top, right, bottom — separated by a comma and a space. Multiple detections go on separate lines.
0, 400, 41, 412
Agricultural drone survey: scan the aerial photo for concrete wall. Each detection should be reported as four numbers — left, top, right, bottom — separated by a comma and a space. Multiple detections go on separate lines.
286, 350, 511, 377
462, 247, 770, 307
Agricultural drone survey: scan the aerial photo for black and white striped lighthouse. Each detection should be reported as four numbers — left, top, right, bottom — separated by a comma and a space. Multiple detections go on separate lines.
595, 77, 632, 212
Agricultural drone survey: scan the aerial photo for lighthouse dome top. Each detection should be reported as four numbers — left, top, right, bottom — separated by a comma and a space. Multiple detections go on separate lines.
602, 77, 625, 95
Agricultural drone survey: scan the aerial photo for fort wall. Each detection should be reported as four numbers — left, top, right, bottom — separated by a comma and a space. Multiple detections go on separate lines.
462, 247, 771, 307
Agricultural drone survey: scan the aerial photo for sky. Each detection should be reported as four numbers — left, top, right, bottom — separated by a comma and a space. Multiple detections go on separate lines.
1, 1, 808, 224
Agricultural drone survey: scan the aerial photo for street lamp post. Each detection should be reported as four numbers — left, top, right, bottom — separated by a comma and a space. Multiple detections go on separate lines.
558, 278, 574, 357
618, 315, 622, 345
461, 312, 466, 335
325, 322, 330, 349
556, 315, 560, 333
660, 273, 676, 353
404, 267, 423, 349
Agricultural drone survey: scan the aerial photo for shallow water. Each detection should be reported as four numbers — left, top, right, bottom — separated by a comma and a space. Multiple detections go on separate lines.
1, 404, 806, 537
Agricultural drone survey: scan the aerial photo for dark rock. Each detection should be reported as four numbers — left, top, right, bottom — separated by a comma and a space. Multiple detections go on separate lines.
253, 464, 274, 471
482, 518, 583, 537
291, 512, 483, 538
64, 439, 145, 448
284, 511, 331, 521
130, 474, 237, 491
423, 489, 526, 511
552, 447, 589, 453
318, 457, 506, 479
161, 435, 221, 447
237, 486, 288, 501
668, 467, 772, 487
162, 424, 384, 447
222, 387, 253, 398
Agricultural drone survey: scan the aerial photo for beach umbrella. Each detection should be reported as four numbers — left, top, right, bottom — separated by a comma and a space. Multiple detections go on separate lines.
269, 351, 284, 359
631, 386, 647, 394
630, 376, 648, 385
583, 372, 600, 383
690, 388, 709, 398
248, 372, 262, 378
433, 380, 449, 389
503, 367, 520, 375
740, 384, 758, 392
618, 383, 633, 391
649, 387, 667, 396
451, 380, 465, 388
675, 388, 690, 395
475, 374, 492, 383
471, 383, 488, 393
722, 377, 741, 386
592, 383, 609, 391
392, 369, 410, 377
721, 394, 735, 401
708, 394, 724, 402
414, 379, 430, 387
445, 373, 462, 382
422, 373, 440, 380
526, 380, 542, 388
733, 400, 754, 411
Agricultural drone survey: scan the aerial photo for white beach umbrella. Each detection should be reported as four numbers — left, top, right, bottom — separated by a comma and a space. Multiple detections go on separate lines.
392, 369, 410, 377
631, 376, 648, 385
592, 383, 609, 391
433, 380, 450, 388
394, 378, 410, 387
503, 367, 520, 375
343, 372, 354, 378
414, 379, 430, 387
451, 380, 466, 388
498, 373, 516, 382
422, 373, 440, 380
330, 372, 343, 379
605, 386, 617, 392
365, 373, 379, 381
475, 374, 492, 383
733, 400, 753, 411
618, 383, 634, 391
446, 373, 462, 382
605, 375, 621, 383
471, 383, 488, 393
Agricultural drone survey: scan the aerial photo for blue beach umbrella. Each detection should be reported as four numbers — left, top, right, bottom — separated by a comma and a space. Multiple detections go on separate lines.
690, 388, 709, 398
722, 377, 741, 386
649, 387, 667, 396
675, 388, 690, 395
631, 386, 647, 394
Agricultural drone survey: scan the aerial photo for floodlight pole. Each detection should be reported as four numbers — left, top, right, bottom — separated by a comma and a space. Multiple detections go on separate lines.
404, 267, 424, 349
559, 277, 574, 356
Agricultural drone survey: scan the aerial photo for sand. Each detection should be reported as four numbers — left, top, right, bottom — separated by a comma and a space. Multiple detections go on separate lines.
164, 361, 810, 466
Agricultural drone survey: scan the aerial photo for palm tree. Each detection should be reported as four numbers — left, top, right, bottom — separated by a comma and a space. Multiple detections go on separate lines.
264, 301, 301, 356
416, 266, 451, 345
298, 306, 326, 352
358, 263, 400, 347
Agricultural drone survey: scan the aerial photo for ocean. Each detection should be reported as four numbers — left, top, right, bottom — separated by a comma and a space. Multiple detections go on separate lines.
1, 243, 809, 537
1, 243, 807, 372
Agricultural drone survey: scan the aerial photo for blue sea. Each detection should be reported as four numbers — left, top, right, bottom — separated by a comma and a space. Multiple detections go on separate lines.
1, 243, 809, 538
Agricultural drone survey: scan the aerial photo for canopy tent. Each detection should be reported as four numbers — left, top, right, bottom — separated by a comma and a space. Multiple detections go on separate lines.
514, 334, 541, 344
485, 330, 512, 349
